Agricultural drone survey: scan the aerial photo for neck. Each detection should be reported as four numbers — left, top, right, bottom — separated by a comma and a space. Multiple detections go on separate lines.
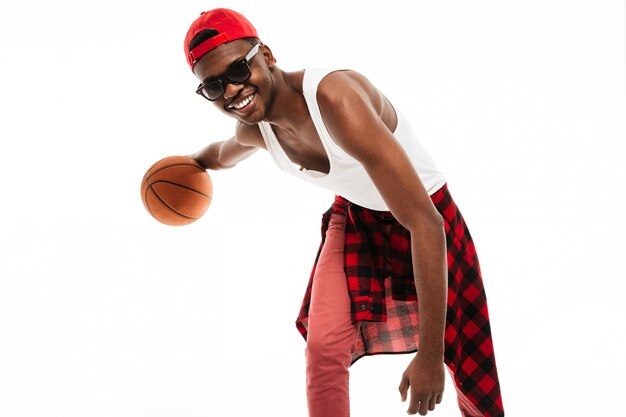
262, 69, 306, 133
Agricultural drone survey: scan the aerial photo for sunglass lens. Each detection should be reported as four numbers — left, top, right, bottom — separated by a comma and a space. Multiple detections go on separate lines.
226, 60, 251, 83
202, 80, 224, 101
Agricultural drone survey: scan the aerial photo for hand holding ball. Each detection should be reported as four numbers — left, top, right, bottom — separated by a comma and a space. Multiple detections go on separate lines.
140, 156, 212, 226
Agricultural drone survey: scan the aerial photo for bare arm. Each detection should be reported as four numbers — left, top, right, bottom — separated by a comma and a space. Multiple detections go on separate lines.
317, 70, 447, 415
188, 122, 265, 170
318, 71, 447, 356
189, 136, 258, 170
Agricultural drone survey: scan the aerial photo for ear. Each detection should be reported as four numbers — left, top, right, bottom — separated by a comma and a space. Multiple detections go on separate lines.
260, 43, 277, 67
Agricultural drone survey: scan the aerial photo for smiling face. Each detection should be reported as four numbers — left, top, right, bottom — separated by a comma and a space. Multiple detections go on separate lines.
193, 39, 277, 125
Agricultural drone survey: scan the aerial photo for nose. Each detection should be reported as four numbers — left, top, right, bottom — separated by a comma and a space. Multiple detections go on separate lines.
223, 82, 244, 100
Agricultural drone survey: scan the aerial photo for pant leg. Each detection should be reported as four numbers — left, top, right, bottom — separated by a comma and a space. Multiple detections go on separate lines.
305, 212, 360, 417
446, 367, 486, 417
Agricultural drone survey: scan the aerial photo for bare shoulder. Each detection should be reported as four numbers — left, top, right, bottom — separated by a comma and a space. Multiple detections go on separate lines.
316, 69, 396, 135
318, 69, 372, 90
235, 121, 266, 150
317, 69, 384, 111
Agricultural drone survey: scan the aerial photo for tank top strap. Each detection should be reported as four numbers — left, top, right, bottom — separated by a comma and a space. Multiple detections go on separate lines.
257, 121, 300, 174
301, 68, 353, 161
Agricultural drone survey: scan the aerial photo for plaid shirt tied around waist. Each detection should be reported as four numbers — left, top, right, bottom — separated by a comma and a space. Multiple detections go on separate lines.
295, 182, 505, 417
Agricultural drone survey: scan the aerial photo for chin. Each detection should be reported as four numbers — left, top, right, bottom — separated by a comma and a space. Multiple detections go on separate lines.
236, 108, 265, 125
238, 117, 262, 126
225, 92, 267, 124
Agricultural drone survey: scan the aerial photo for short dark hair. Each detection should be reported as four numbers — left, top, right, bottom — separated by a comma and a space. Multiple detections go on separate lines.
188, 29, 258, 51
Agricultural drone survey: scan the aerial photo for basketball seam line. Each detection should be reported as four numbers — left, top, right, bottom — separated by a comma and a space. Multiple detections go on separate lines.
142, 163, 205, 185
150, 180, 212, 200
149, 185, 197, 220
143, 188, 156, 218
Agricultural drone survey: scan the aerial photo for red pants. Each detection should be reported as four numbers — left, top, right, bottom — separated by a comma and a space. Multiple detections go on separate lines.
305, 211, 485, 417
305, 212, 355, 417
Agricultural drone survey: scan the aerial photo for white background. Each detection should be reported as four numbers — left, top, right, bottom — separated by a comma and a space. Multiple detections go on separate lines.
1, 1, 625, 416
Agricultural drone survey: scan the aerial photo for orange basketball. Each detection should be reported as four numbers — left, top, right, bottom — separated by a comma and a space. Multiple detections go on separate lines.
140, 155, 212, 226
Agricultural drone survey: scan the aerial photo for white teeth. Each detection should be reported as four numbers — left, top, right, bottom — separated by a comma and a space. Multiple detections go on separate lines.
231, 94, 254, 110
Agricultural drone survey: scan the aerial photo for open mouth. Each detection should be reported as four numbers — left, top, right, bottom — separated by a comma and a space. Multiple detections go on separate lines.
228, 93, 256, 111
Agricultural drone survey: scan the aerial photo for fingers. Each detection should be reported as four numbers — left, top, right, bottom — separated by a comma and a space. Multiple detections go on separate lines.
401, 382, 428, 415
403, 389, 444, 415
398, 376, 409, 402
409, 393, 430, 415
428, 394, 438, 411
399, 376, 444, 415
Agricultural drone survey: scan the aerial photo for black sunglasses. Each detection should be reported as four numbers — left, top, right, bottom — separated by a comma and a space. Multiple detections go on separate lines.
195, 44, 261, 101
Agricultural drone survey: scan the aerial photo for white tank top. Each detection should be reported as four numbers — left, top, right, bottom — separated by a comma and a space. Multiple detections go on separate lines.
257, 67, 447, 211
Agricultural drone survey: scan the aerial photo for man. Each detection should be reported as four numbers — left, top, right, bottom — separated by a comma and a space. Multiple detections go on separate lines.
183, 8, 504, 417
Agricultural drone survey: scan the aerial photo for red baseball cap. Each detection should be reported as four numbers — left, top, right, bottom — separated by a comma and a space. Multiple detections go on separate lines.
184, 8, 259, 72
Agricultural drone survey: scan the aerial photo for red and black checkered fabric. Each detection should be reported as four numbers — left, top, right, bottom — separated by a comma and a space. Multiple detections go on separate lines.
295, 182, 505, 417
